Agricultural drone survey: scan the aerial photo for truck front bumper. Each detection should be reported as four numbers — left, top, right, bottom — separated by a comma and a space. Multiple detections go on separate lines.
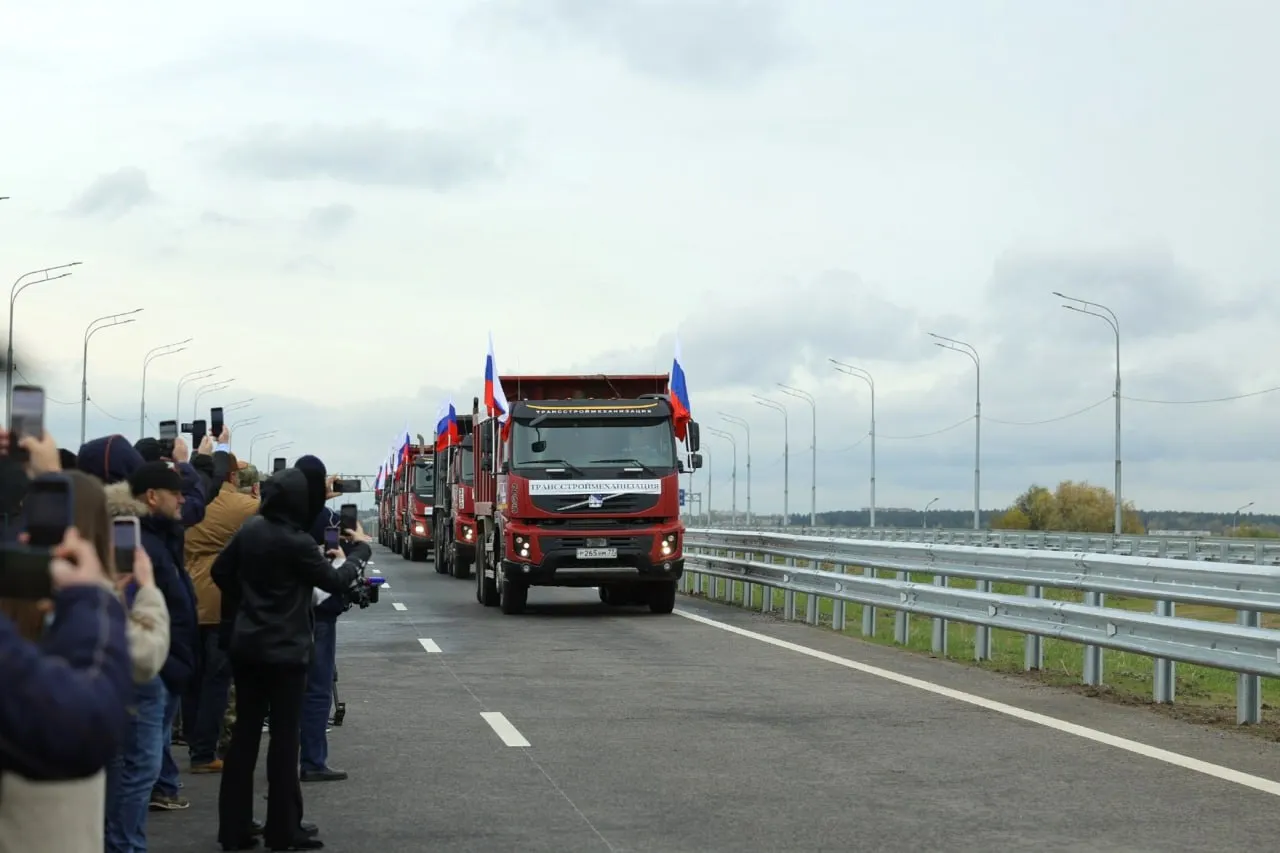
499, 556, 683, 587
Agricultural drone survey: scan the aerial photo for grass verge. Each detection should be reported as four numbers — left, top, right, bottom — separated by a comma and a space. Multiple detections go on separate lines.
684, 558, 1280, 740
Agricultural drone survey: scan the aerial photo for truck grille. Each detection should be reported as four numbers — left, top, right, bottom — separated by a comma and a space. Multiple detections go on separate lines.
530, 493, 660, 514
540, 535, 651, 552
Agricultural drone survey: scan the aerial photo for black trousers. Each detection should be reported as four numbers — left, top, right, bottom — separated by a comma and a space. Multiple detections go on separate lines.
217, 659, 308, 847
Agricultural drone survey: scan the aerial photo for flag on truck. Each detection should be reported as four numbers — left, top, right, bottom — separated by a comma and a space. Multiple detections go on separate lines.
398, 428, 411, 467
484, 332, 512, 440
668, 337, 692, 441
435, 400, 460, 452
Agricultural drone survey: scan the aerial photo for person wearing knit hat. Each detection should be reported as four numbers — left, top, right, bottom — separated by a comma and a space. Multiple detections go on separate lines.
77, 435, 145, 485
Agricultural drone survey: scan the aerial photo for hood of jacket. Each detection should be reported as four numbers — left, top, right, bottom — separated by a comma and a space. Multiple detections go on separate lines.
77, 435, 144, 485
259, 468, 314, 530
104, 481, 150, 518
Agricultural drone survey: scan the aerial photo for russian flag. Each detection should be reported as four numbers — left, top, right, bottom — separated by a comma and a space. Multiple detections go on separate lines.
375, 463, 383, 489
435, 400, 460, 452
668, 337, 692, 441
398, 428, 411, 466
484, 332, 512, 440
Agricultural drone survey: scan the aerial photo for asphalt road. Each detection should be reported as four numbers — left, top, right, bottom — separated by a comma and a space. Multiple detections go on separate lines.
150, 545, 1280, 852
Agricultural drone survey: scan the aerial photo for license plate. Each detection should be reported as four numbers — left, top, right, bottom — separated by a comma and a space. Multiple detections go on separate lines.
577, 547, 617, 559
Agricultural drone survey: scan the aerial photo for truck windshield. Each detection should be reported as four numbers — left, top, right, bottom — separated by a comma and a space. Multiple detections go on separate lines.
413, 464, 434, 496
511, 417, 676, 470
458, 447, 474, 484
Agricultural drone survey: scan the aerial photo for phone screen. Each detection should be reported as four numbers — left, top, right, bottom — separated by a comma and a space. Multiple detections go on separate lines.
210, 407, 224, 435
11, 386, 45, 441
273, 458, 286, 473
324, 528, 340, 550
159, 421, 178, 440
112, 517, 139, 574
0, 549, 53, 601
24, 477, 71, 548
339, 504, 358, 531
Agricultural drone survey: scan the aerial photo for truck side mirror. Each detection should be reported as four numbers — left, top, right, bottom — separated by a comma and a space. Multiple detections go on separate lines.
687, 421, 701, 452
481, 452, 493, 470
689, 452, 703, 470
531, 439, 547, 453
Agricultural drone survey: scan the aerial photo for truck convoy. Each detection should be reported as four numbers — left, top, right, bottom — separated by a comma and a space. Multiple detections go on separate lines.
432, 408, 476, 579
468, 374, 701, 615
378, 441, 437, 562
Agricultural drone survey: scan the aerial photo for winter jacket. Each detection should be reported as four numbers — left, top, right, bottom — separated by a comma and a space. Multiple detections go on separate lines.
186, 481, 260, 626
104, 483, 173, 684
211, 468, 358, 666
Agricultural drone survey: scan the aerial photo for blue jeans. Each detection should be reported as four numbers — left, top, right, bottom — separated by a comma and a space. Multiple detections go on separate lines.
300, 618, 336, 773
189, 627, 232, 765
154, 685, 181, 797
105, 676, 166, 853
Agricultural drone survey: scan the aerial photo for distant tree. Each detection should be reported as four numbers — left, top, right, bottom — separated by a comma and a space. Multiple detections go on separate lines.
993, 480, 1144, 534
1230, 524, 1280, 539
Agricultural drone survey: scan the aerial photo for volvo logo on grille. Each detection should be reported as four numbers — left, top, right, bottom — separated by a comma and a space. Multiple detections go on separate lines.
587, 493, 605, 508
586, 537, 607, 547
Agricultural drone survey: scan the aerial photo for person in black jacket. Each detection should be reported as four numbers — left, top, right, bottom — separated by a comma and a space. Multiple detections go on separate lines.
211, 461, 358, 852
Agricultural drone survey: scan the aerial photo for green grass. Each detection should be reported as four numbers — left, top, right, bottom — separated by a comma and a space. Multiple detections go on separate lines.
684, 553, 1280, 733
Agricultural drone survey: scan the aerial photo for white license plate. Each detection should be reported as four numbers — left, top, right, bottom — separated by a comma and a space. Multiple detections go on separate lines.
577, 547, 617, 559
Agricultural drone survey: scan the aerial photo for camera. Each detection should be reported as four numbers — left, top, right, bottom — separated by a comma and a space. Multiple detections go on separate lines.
336, 553, 385, 609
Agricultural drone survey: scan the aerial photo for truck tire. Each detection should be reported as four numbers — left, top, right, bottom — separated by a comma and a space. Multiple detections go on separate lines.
453, 557, 472, 580
477, 555, 499, 607
410, 539, 429, 563
499, 575, 527, 615
648, 581, 677, 614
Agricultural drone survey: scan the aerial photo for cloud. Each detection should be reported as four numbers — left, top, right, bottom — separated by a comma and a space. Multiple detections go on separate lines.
200, 210, 247, 227
303, 203, 355, 237
65, 167, 155, 219
213, 123, 505, 190
483, 0, 794, 87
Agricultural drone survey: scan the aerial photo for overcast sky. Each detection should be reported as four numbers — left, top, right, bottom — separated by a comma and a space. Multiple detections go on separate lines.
4, 0, 1279, 516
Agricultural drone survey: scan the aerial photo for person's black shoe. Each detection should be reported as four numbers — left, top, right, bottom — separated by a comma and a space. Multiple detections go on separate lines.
267, 839, 323, 851
220, 838, 260, 851
299, 767, 347, 783
252, 819, 317, 837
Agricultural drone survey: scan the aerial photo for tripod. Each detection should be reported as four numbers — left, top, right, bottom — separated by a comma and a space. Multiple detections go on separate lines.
330, 664, 346, 726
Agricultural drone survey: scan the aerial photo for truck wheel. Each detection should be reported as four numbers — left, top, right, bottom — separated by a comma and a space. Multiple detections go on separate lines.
410, 540, 429, 563
499, 575, 527, 615
648, 581, 677, 614
477, 556, 499, 607
453, 557, 472, 580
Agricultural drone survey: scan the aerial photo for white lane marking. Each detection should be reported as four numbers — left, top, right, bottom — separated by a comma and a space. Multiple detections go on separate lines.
392, 602, 407, 611
481, 711, 530, 747
674, 609, 1280, 797
381, 583, 391, 590
372, 568, 382, 574
418, 638, 441, 653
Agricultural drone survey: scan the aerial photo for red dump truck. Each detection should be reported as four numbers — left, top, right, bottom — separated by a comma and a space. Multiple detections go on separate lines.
388, 442, 436, 562
432, 409, 476, 579
470, 374, 701, 615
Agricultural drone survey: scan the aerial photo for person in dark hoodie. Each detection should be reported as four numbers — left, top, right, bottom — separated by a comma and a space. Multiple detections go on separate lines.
212, 457, 359, 852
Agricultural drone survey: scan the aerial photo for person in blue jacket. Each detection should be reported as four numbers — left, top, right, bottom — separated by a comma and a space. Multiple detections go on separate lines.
121, 462, 201, 817
0, 527, 132, 781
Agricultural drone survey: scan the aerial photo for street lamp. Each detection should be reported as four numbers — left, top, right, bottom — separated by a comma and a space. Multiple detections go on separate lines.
249, 430, 277, 465
176, 367, 219, 421
718, 412, 752, 524
1234, 501, 1254, 535
7, 262, 81, 425
929, 331, 986, 662
81, 309, 143, 444
705, 425, 737, 525
752, 394, 789, 526
266, 441, 293, 469
923, 497, 939, 529
829, 359, 877, 528
192, 379, 235, 420
778, 383, 816, 526
226, 398, 253, 412
229, 416, 260, 433
1054, 291, 1123, 536
140, 338, 191, 438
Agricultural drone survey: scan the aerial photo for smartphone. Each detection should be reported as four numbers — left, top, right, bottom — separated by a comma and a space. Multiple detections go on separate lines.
10, 385, 45, 460
0, 548, 53, 600
190, 419, 207, 449
158, 420, 178, 457
272, 457, 286, 473
112, 516, 140, 575
23, 474, 73, 548
339, 503, 358, 532
323, 527, 340, 550
210, 407, 224, 436
333, 478, 362, 494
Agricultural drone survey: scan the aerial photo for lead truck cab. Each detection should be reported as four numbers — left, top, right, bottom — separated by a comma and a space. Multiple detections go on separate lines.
470, 374, 702, 615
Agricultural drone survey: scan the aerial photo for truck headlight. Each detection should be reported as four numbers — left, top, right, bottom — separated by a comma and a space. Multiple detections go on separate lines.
661, 533, 676, 556
463, 525, 474, 541
414, 524, 425, 534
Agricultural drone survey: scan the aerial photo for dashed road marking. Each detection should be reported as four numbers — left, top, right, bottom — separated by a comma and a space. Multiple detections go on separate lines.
392, 602, 407, 611
418, 638, 442, 653
372, 568, 382, 574
481, 712, 530, 747
674, 608, 1280, 797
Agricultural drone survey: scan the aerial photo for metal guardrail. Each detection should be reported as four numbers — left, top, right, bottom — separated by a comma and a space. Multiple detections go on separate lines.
682, 528, 1278, 724
708, 525, 1280, 565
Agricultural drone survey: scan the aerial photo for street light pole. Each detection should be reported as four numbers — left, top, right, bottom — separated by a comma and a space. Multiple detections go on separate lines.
706, 425, 737, 525
753, 394, 789, 526
829, 360, 877, 528
266, 441, 293, 469
229, 416, 260, 434
719, 412, 752, 524
226, 398, 253, 412
176, 367, 219, 421
249, 431, 277, 466
193, 379, 236, 419
778, 383, 816, 526
140, 338, 191, 438
1054, 292, 1123, 536
7, 262, 81, 425
81, 309, 143, 445
923, 497, 939, 529
1234, 501, 1254, 535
